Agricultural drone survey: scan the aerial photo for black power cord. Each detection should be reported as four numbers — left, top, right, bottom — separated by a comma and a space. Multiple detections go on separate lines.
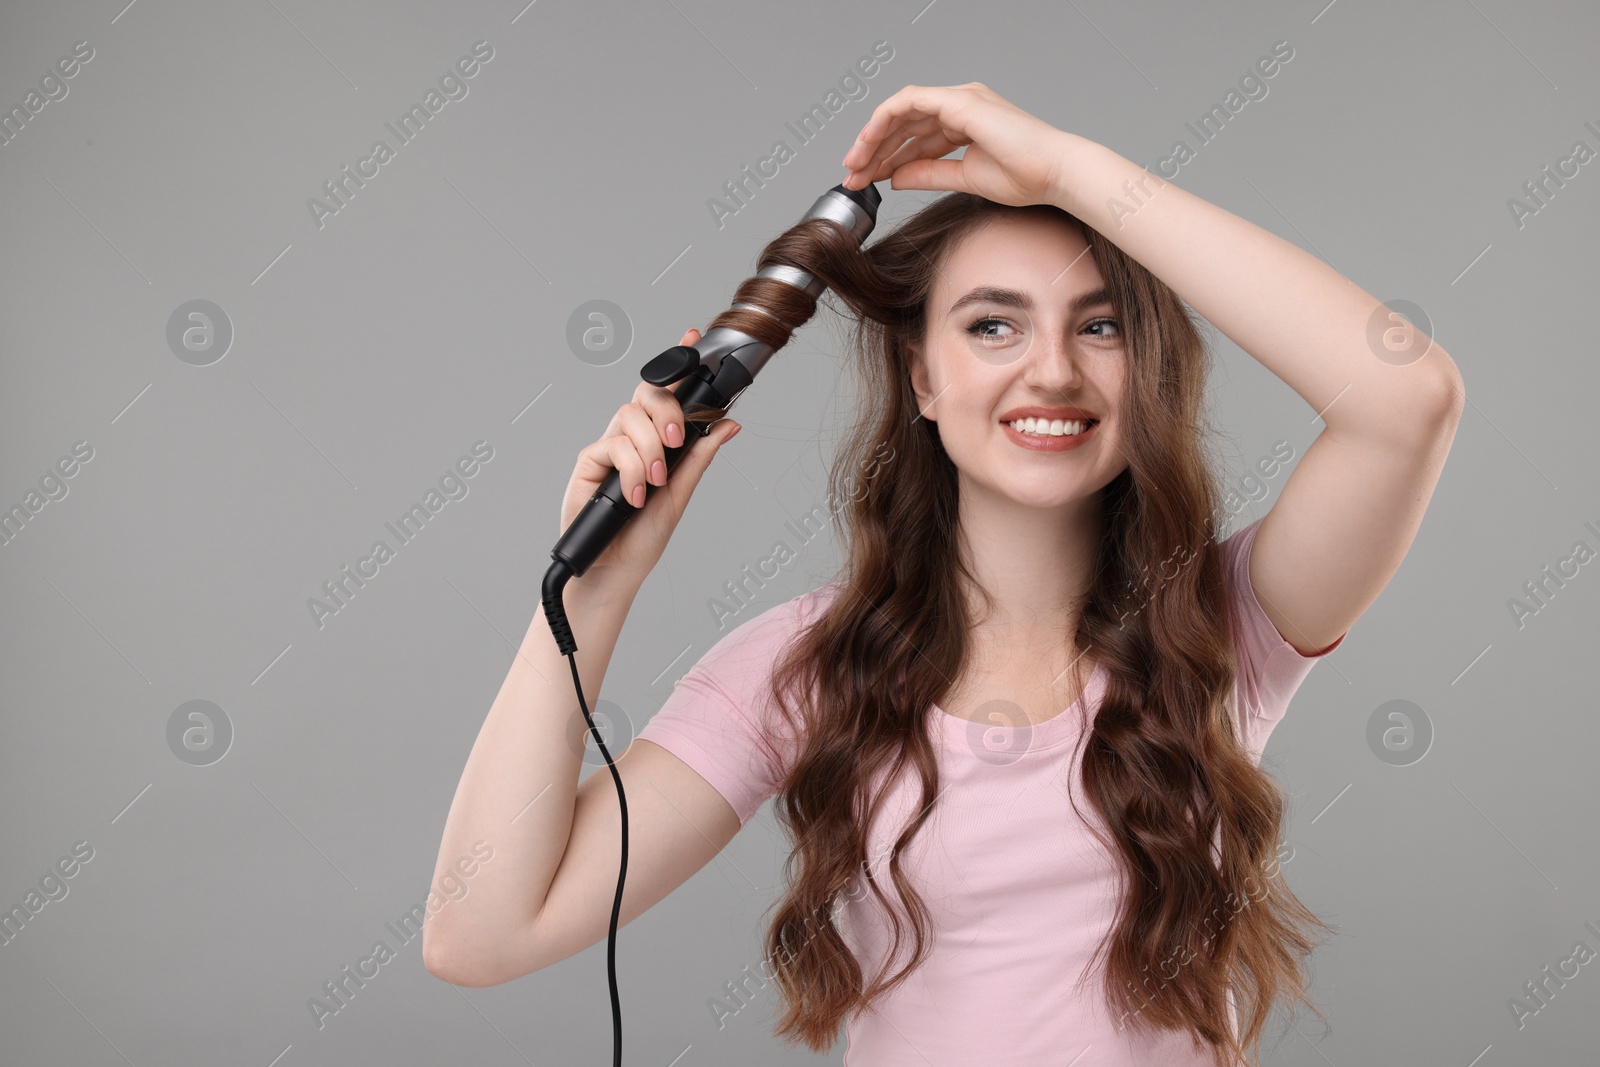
543, 558, 629, 1067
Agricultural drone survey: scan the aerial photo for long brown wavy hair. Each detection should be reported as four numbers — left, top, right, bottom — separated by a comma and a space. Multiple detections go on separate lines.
698, 191, 1332, 1066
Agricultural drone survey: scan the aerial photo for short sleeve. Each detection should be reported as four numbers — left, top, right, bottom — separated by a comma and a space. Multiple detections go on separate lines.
633, 585, 834, 828
1218, 516, 1345, 757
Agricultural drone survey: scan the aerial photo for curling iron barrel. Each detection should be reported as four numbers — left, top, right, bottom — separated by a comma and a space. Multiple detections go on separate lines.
545, 182, 881, 608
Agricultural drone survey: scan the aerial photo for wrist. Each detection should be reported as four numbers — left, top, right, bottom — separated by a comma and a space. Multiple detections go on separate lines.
562, 566, 642, 612
1045, 132, 1125, 221
530, 568, 639, 657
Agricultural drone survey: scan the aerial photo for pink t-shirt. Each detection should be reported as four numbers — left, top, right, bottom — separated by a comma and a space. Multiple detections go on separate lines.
636, 516, 1344, 1065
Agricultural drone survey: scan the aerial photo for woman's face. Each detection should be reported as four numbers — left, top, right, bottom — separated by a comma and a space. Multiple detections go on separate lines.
909, 212, 1131, 511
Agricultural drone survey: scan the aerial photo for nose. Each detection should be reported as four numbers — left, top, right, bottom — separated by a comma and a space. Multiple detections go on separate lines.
1020, 328, 1086, 400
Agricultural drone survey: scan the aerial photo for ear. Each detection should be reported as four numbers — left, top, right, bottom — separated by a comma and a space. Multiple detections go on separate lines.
907, 341, 937, 423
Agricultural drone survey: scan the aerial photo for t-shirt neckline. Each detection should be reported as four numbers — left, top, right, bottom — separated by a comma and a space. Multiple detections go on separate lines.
930, 660, 1107, 754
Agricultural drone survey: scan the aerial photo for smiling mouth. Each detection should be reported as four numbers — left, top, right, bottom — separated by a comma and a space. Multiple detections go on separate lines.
1004, 417, 1098, 438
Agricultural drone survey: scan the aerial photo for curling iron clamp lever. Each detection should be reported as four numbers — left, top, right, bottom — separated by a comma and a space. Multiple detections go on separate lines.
640, 345, 702, 388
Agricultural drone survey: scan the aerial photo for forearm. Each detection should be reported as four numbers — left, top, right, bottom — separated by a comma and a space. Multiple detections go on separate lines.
424, 576, 640, 964
1047, 133, 1461, 436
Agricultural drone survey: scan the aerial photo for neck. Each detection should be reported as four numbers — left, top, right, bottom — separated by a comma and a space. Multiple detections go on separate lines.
952, 474, 1102, 650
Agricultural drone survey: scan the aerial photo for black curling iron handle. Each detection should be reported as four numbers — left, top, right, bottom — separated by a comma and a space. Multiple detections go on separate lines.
550, 350, 751, 579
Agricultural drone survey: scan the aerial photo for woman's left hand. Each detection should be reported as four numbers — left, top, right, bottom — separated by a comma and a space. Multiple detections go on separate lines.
840, 83, 1075, 207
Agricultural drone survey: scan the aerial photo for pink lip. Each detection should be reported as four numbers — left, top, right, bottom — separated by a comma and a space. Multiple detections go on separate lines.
1002, 419, 1098, 452
998, 406, 1098, 423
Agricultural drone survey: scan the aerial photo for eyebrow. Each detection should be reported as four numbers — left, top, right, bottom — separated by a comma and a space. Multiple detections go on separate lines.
945, 285, 1113, 319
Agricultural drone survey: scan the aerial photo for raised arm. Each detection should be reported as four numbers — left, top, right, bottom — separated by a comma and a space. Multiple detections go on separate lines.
1045, 133, 1463, 654
424, 328, 747, 985
840, 82, 1464, 657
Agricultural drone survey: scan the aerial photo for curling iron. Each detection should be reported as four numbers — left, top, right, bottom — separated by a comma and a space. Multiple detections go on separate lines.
539, 179, 882, 1066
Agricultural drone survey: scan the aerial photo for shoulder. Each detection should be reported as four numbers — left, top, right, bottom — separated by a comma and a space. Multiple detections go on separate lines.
1215, 514, 1258, 583
636, 582, 842, 826
1215, 515, 1279, 669
1216, 515, 1344, 659
1214, 515, 1341, 734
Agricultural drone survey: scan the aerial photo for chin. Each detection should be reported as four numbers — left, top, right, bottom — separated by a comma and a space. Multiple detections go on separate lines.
996, 479, 1096, 510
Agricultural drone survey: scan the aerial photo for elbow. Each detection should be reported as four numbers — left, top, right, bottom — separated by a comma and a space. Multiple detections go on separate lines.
1339, 350, 1462, 450
423, 929, 495, 987
1424, 351, 1466, 425
422, 925, 542, 988
422, 929, 475, 986
1376, 349, 1464, 441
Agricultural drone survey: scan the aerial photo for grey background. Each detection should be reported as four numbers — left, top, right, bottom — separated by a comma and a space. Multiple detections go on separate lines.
1, 0, 1596, 1064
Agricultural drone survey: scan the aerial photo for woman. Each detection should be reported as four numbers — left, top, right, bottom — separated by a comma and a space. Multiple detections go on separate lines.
423, 84, 1464, 1066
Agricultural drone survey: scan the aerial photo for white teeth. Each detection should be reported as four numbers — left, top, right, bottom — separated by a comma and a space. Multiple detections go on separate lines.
1008, 417, 1090, 437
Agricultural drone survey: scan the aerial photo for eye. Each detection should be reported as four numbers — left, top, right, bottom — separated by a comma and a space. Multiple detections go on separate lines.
965, 316, 1020, 343
1083, 317, 1120, 340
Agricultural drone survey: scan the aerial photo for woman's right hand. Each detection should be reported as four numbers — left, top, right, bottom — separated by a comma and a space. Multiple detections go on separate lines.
558, 327, 743, 592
